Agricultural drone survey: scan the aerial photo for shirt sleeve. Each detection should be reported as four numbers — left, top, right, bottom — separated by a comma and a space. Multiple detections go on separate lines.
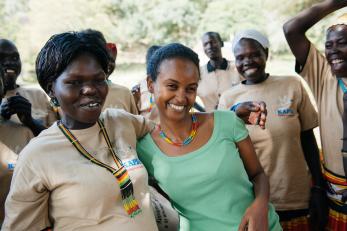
2, 156, 51, 231
216, 111, 248, 142
298, 43, 332, 106
232, 113, 249, 142
128, 113, 156, 139
297, 79, 319, 131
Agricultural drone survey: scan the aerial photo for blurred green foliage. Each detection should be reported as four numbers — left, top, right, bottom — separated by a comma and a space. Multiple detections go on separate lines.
0, 0, 343, 82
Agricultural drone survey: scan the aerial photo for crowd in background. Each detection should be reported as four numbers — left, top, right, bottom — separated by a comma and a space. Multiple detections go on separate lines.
0, 1, 347, 230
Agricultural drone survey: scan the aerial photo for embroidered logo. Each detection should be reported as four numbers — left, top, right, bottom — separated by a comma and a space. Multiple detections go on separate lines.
123, 158, 143, 171
7, 162, 15, 170
276, 96, 295, 116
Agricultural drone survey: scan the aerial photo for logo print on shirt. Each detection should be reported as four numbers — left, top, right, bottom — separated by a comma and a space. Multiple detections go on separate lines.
276, 96, 295, 116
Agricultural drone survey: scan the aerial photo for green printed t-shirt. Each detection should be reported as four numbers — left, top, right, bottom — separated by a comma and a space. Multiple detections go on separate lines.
137, 110, 281, 231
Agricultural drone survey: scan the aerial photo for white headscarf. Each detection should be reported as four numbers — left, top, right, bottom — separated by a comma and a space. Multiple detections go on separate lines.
232, 29, 269, 52
337, 13, 347, 25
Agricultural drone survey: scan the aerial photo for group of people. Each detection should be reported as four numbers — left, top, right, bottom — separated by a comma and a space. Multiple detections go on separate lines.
0, 1, 347, 230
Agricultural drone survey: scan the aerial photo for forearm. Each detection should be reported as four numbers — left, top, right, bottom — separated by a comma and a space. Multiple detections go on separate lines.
284, 1, 345, 35
251, 171, 270, 205
301, 129, 325, 187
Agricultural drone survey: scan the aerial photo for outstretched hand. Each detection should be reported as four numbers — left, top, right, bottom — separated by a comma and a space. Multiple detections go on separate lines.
235, 101, 267, 129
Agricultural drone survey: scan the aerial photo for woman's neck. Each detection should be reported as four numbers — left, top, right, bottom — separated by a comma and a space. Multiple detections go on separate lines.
245, 73, 269, 85
61, 117, 96, 130
158, 114, 193, 143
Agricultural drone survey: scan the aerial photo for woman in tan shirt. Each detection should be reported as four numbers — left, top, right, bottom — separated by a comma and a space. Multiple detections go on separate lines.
2, 31, 158, 231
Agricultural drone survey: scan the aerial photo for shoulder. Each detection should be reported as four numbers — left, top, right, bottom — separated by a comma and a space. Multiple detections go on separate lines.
102, 108, 145, 126
199, 64, 209, 77
17, 86, 47, 96
270, 75, 303, 89
16, 123, 61, 165
213, 110, 238, 121
108, 83, 132, 95
102, 108, 136, 121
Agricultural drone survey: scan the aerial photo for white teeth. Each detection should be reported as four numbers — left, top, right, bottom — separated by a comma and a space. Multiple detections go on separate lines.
332, 59, 344, 64
244, 68, 257, 75
86, 103, 99, 108
169, 104, 184, 111
6, 69, 15, 74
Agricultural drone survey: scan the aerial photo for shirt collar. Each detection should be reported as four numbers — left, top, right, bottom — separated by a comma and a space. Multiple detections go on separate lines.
207, 58, 228, 73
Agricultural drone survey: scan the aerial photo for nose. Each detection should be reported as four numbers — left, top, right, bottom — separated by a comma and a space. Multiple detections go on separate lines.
176, 89, 187, 103
80, 82, 97, 96
243, 57, 254, 66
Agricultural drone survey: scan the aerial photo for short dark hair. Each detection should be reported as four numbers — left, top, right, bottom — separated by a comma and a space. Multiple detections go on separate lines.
147, 43, 200, 82
146, 45, 161, 64
36, 31, 109, 93
146, 45, 161, 75
202, 31, 224, 46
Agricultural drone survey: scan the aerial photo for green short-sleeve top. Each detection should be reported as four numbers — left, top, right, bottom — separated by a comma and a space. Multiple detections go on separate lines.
137, 110, 281, 231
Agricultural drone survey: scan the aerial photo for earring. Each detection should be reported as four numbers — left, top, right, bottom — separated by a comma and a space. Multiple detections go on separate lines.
50, 97, 60, 113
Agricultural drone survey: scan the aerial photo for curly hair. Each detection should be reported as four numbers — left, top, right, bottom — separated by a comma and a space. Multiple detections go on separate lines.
146, 43, 200, 82
36, 31, 109, 93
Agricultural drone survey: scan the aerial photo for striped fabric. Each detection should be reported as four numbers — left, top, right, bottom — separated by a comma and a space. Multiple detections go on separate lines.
323, 166, 347, 231
280, 216, 309, 231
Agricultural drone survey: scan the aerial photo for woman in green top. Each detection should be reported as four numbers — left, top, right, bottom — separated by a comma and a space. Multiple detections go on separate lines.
137, 43, 281, 231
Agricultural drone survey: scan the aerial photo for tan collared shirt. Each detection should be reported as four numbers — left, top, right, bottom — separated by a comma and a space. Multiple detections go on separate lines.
219, 75, 318, 210
299, 44, 346, 176
2, 109, 158, 231
0, 121, 34, 225
103, 83, 139, 115
197, 60, 241, 111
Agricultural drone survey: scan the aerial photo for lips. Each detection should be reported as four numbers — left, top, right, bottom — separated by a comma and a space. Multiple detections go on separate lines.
243, 67, 258, 76
168, 103, 185, 112
331, 59, 345, 64
80, 99, 102, 109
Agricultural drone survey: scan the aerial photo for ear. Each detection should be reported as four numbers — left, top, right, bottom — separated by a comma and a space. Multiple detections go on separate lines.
147, 76, 154, 94
47, 81, 55, 98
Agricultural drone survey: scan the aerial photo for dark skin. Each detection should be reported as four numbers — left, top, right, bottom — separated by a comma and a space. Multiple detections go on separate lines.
234, 38, 327, 229
49, 53, 108, 130
148, 57, 270, 231
0, 39, 45, 136
283, 1, 347, 228
283, 0, 347, 74
0, 69, 6, 101
201, 33, 225, 69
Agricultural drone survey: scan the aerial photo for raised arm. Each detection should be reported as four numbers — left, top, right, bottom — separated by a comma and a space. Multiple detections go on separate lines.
283, 0, 347, 66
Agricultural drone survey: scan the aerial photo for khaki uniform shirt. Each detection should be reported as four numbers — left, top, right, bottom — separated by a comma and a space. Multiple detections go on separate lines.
3, 86, 56, 127
197, 61, 241, 112
219, 75, 318, 210
299, 44, 346, 176
2, 109, 158, 231
0, 121, 34, 225
103, 83, 139, 115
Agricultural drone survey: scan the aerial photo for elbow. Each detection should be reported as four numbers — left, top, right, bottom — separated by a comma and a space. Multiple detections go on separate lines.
283, 20, 295, 38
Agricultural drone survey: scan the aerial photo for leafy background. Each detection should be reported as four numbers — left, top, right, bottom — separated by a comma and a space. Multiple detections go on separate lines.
0, 0, 345, 86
